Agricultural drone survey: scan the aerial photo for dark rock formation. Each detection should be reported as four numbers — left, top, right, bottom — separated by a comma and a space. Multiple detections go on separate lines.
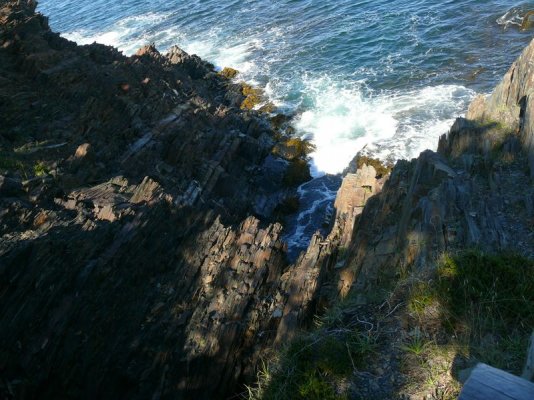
274, 163, 387, 343
0, 1, 317, 399
467, 38, 534, 178
2, 1, 534, 399
336, 41, 534, 298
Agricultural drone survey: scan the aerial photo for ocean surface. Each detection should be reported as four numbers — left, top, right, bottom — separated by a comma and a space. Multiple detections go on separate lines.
38, 0, 534, 255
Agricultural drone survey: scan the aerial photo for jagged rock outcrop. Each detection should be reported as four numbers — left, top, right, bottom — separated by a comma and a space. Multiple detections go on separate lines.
467, 38, 534, 178
333, 164, 385, 249
337, 43, 534, 297
0, 2, 318, 399
274, 163, 387, 342
3, 1, 534, 399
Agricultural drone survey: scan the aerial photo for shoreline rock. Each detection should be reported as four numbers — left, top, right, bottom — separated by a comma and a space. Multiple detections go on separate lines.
0, 2, 317, 398
1, 2, 534, 399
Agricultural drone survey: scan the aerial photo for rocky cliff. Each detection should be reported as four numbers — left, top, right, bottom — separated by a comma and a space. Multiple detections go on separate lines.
0, 1, 316, 398
246, 39, 534, 400
339, 38, 534, 298
1, 1, 534, 400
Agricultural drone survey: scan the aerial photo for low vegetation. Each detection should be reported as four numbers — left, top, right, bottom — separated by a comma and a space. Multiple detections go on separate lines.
248, 298, 378, 400
356, 156, 392, 179
402, 250, 534, 397
0, 151, 29, 179
33, 161, 48, 177
248, 249, 534, 400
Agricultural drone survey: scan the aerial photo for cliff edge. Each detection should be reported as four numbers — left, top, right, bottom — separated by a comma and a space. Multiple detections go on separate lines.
248, 40, 534, 400
1, 2, 534, 400
0, 1, 315, 398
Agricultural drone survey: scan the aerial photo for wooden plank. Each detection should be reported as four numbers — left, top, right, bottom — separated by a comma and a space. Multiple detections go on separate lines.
522, 332, 534, 380
459, 363, 534, 400
460, 381, 515, 400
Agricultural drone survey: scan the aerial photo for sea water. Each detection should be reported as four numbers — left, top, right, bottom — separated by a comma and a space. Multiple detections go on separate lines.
38, 0, 534, 255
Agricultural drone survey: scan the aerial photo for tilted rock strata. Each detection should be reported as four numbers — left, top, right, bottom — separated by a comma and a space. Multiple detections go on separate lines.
0, 1, 318, 399
467, 38, 534, 178
340, 42, 534, 296
275, 163, 387, 343
2, 1, 534, 399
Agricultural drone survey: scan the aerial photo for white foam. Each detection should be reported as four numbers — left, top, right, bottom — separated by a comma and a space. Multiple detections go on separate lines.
284, 178, 338, 250
496, 8, 524, 29
293, 77, 394, 175
364, 85, 476, 161
292, 79, 475, 175
61, 10, 475, 178
182, 38, 261, 77
63, 12, 173, 54
63, 14, 264, 85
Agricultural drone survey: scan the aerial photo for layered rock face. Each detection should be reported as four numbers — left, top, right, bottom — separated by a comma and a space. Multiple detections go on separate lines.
0, 2, 314, 399
467, 39, 534, 178
337, 41, 534, 297
275, 163, 386, 343
2, 1, 534, 399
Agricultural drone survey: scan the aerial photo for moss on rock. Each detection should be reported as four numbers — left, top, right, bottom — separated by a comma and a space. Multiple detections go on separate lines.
356, 155, 392, 178
219, 67, 239, 79
258, 102, 276, 114
241, 83, 264, 110
272, 137, 316, 161
521, 11, 534, 30
270, 114, 290, 129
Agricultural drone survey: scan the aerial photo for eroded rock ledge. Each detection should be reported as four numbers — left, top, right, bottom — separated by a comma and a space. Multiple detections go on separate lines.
2, 2, 534, 399
339, 39, 534, 299
0, 1, 317, 398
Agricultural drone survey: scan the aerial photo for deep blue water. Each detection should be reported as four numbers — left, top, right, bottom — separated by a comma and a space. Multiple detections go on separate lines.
38, 0, 534, 253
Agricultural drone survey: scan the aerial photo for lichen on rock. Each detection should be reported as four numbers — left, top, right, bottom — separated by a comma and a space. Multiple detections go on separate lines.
219, 66, 239, 79
272, 137, 316, 161
240, 83, 264, 110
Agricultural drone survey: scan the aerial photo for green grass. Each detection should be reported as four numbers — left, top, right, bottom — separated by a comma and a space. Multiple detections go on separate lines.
247, 305, 378, 400
33, 161, 48, 177
0, 156, 22, 170
0, 152, 50, 179
408, 281, 438, 317
0, 153, 28, 179
251, 250, 533, 400
437, 251, 534, 325
401, 333, 431, 358
406, 250, 534, 373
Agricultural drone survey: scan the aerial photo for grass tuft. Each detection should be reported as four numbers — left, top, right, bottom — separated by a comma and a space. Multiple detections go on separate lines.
403, 249, 534, 389
33, 161, 48, 177
247, 307, 377, 400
